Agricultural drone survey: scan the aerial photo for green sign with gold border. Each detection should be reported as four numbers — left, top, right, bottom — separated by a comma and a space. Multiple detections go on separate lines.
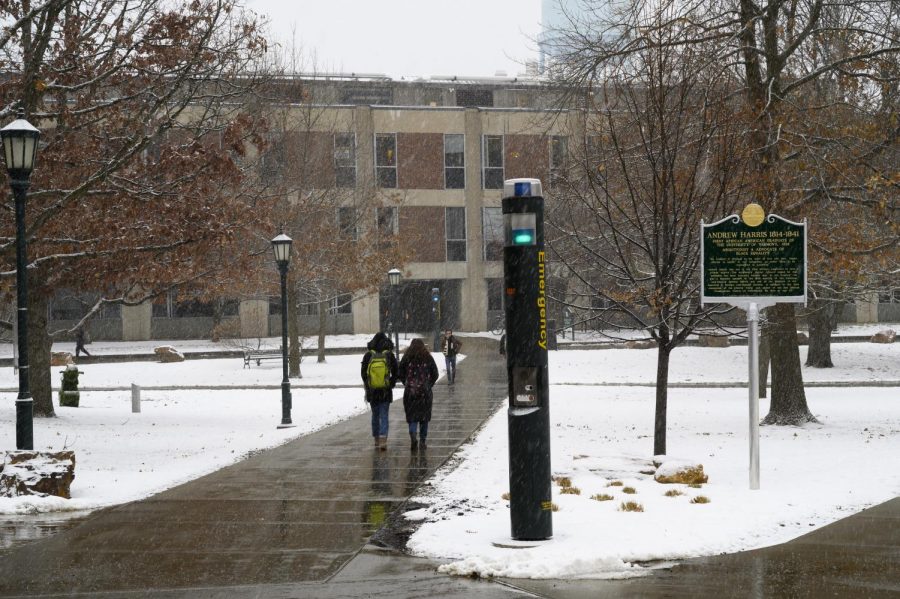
701, 206, 807, 306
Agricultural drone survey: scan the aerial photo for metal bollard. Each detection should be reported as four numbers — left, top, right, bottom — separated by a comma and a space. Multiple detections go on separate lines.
131, 384, 141, 413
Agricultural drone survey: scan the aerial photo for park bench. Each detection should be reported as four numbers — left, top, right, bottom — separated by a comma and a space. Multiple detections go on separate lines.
243, 348, 283, 368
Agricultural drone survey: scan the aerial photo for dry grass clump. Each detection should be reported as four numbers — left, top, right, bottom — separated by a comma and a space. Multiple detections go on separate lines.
607, 480, 624, 487
619, 501, 644, 512
591, 493, 614, 502
690, 496, 711, 504
501, 492, 510, 501
560, 486, 581, 495
664, 489, 684, 497
622, 486, 637, 494
688, 483, 703, 488
553, 476, 573, 488
550, 502, 560, 512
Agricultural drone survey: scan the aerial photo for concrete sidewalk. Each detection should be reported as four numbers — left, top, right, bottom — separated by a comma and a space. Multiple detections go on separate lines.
0, 337, 515, 597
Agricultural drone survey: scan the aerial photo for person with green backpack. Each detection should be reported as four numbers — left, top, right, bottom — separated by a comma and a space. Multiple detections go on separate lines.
360, 332, 399, 450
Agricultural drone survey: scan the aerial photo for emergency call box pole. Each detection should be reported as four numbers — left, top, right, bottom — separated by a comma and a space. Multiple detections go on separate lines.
431, 287, 441, 352
502, 178, 552, 541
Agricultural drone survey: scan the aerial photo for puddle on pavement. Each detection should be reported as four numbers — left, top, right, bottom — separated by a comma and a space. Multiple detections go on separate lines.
0, 512, 88, 549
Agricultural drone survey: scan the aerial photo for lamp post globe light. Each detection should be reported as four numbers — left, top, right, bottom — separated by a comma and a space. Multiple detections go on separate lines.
1, 110, 40, 451
271, 233, 294, 429
388, 268, 401, 351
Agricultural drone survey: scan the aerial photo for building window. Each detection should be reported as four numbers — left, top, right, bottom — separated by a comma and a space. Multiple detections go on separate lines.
456, 88, 494, 107
173, 297, 215, 318
338, 206, 358, 240
424, 88, 443, 106
482, 207, 503, 261
446, 207, 467, 261
444, 134, 465, 189
152, 293, 173, 318
482, 135, 504, 189
375, 133, 397, 188
376, 206, 398, 237
329, 293, 353, 314
487, 278, 504, 311
550, 135, 568, 187
342, 87, 392, 105
268, 296, 281, 315
334, 133, 356, 188
49, 292, 88, 321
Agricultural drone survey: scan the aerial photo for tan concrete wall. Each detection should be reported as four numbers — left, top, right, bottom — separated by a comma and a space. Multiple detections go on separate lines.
239, 299, 269, 338
372, 108, 466, 133
400, 189, 466, 206
121, 302, 152, 341
856, 293, 879, 323
404, 262, 470, 280
462, 108, 488, 331
353, 292, 380, 334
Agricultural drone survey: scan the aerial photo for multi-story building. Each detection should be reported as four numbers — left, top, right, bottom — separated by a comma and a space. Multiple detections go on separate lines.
43, 74, 898, 341
46, 74, 579, 340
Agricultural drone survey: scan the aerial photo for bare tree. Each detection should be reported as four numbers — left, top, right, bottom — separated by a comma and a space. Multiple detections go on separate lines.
547, 19, 749, 455
0, 0, 271, 415
547, 0, 899, 426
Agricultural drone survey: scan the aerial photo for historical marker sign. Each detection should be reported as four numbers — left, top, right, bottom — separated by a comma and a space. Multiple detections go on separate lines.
701, 205, 807, 306
700, 204, 808, 491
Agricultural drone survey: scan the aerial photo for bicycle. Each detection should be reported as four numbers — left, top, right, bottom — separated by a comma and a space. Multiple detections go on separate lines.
490, 315, 505, 335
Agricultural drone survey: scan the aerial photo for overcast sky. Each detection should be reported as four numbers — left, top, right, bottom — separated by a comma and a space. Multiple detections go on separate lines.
243, 0, 543, 78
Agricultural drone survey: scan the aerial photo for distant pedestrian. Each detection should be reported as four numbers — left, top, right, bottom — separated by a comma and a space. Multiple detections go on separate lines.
398, 338, 438, 450
440, 329, 462, 384
74, 327, 90, 358
361, 332, 398, 451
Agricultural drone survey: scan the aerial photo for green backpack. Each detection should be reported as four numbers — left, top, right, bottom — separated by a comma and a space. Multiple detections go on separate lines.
367, 350, 390, 389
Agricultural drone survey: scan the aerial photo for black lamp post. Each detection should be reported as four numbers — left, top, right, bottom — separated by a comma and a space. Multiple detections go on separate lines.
271, 233, 294, 429
1, 110, 40, 451
388, 268, 400, 351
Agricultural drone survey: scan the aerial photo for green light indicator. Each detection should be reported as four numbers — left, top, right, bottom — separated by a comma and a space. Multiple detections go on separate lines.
513, 230, 534, 245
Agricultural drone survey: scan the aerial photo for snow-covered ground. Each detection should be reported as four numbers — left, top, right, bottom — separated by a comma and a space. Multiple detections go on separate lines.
1, 335, 898, 581
406, 341, 900, 579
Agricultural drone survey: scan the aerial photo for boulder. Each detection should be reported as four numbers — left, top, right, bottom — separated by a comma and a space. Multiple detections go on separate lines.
50, 352, 74, 366
654, 460, 708, 485
154, 345, 185, 363
0, 451, 76, 499
624, 340, 656, 350
698, 335, 729, 348
871, 329, 896, 344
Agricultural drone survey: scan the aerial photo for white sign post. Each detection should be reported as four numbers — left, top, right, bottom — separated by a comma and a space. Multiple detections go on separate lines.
701, 204, 807, 490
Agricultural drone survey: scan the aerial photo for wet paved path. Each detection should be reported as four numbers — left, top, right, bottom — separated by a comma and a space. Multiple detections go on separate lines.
2, 337, 898, 597
0, 337, 518, 597
508, 496, 900, 598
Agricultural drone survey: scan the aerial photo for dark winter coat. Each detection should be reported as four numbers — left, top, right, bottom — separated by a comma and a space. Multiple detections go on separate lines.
441, 334, 462, 357
398, 353, 439, 423
360, 332, 398, 404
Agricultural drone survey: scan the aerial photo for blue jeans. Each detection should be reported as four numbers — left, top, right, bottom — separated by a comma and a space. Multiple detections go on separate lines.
370, 401, 390, 437
408, 420, 429, 439
445, 354, 457, 382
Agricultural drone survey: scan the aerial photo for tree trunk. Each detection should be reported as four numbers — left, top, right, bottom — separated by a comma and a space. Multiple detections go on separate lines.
288, 286, 301, 378
762, 303, 816, 425
28, 291, 55, 418
317, 298, 327, 363
758, 319, 770, 398
806, 299, 834, 368
653, 344, 671, 456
